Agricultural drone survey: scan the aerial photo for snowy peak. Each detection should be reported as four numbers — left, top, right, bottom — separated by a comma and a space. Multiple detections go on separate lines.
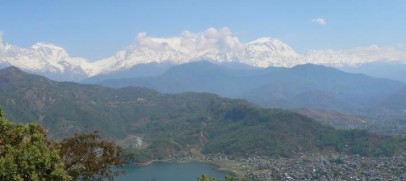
0, 38, 88, 81
95, 31, 300, 74
247, 37, 298, 55
31, 43, 70, 62
241, 37, 301, 67
1, 27, 405, 81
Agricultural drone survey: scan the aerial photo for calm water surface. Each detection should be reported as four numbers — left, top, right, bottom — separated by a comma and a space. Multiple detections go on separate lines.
116, 162, 232, 181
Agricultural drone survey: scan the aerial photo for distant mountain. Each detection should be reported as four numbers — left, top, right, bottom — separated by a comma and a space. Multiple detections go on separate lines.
97, 61, 282, 97
81, 62, 174, 83
378, 88, 406, 114
0, 31, 302, 81
3, 29, 405, 82
242, 64, 405, 112
97, 62, 405, 112
339, 61, 406, 83
0, 42, 89, 81
1, 66, 402, 160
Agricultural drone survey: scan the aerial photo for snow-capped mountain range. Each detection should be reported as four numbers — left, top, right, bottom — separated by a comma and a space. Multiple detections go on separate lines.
1, 28, 405, 81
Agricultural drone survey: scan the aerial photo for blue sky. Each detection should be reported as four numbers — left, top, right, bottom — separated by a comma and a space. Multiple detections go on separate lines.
1, 0, 405, 60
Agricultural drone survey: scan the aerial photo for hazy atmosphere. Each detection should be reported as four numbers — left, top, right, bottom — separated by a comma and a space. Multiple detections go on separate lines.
1, 1, 406, 180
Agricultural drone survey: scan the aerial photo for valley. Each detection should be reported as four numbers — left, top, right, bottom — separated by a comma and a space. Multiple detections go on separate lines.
2, 1, 406, 180
1, 65, 405, 179
93, 61, 406, 136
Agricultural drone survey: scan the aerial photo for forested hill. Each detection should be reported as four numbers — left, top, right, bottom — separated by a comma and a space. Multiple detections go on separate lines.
0, 66, 404, 160
96, 62, 405, 112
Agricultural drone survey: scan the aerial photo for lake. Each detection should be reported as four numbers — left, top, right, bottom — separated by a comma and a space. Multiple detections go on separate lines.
115, 162, 234, 181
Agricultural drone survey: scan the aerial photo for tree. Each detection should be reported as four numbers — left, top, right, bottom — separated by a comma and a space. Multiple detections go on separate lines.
197, 174, 236, 181
0, 106, 71, 180
0, 105, 5, 118
197, 174, 218, 181
59, 131, 130, 180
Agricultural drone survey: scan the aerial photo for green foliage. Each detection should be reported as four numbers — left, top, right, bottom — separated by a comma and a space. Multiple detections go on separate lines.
125, 148, 152, 163
1, 68, 405, 164
203, 106, 327, 157
59, 131, 130, 181
0, 105, 130, 181
0, 105, 5, 118
197, 174, 237, 181
0, 110, 71, 180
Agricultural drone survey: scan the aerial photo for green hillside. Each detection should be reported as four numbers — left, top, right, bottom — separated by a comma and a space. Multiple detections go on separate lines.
0, 67, 404, 163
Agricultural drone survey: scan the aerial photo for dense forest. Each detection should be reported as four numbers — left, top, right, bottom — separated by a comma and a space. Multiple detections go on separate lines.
1, 67, 405, 165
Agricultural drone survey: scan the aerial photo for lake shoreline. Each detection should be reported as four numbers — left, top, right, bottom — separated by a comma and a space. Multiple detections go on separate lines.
119, 161, 237, 180
127, 159, 241, 177
173, 159, 240, 177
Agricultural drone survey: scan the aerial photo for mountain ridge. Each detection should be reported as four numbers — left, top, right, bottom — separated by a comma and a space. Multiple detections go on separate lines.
96, 62, 405, 113
1, 66, 403, 159
1, 33, 301, 80
2, 28, 405, 81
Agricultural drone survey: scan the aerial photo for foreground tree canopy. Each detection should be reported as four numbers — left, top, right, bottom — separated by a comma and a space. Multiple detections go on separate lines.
60, 131, 129, 180
0, 105, 128, 180
0, 106, 71, 180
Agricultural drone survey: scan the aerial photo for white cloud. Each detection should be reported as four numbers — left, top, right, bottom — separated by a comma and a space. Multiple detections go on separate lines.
312, 18, 327, 25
